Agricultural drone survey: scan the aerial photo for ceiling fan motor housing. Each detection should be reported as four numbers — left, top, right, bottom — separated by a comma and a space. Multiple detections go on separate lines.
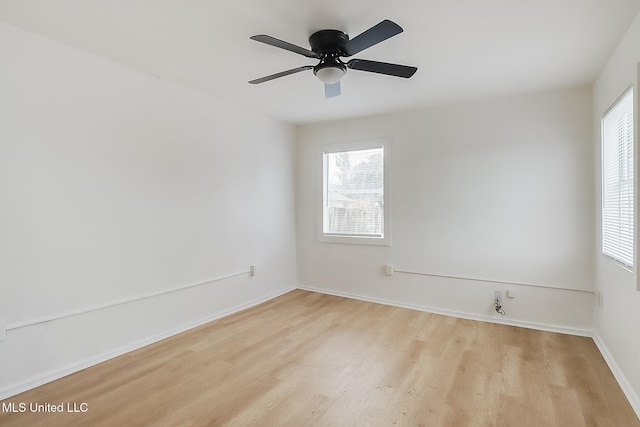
309, 30, 349, 83
308, 29, 349, 55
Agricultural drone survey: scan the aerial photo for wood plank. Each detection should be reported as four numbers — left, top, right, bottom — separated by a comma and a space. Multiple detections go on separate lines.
1, 290, 638, 426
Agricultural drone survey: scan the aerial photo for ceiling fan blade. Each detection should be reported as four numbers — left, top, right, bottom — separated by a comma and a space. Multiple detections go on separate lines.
250, 35, 319, 58
342, 20, 403, 57
324, 82, 341, 98
347, 59, 417, 78
248, 66, 314, 84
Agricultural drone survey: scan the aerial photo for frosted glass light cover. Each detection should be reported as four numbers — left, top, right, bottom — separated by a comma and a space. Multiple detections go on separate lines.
315, 67, 346, 84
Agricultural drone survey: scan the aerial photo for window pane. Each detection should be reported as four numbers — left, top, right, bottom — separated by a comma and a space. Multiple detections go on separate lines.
324, 147, 384, 237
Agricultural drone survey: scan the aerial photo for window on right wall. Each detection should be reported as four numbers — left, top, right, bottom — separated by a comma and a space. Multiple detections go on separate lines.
602, 87, 635, 269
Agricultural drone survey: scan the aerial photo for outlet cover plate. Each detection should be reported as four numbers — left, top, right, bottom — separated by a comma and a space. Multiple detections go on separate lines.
596, 291, 603, 308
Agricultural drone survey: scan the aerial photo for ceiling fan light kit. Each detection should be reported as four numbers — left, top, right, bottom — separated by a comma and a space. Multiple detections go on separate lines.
249, 20, 417, 98
314, 65, 346, 84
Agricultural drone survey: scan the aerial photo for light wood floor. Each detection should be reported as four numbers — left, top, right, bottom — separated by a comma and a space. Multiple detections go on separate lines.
1, 289, 638, 426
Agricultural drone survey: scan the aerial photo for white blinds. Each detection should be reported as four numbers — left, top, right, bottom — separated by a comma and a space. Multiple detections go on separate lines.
602, 88, 634, 268
324, 147, 384, 237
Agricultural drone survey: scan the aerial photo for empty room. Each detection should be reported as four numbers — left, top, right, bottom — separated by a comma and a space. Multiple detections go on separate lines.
1, 1, 640, 426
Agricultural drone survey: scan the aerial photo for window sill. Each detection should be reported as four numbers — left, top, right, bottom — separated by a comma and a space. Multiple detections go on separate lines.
319, 234, 391, 246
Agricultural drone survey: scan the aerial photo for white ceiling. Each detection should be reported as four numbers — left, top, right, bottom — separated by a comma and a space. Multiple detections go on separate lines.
1, 0, 639, 124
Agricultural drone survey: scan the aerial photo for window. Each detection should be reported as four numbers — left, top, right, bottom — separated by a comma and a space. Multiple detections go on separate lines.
321, 141, 390, 245
602, 87, 634, 269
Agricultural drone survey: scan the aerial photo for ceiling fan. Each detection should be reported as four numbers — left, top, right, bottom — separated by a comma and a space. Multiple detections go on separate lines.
248, 19, 418, 98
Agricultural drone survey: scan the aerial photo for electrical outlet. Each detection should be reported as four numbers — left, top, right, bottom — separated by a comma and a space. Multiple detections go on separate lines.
494, 291, 505, 315
386, 264, 394, 276
494, 290, 502, 304
249, 265, 255, 277
0, 318, 6, 341
595, 291, 603, 308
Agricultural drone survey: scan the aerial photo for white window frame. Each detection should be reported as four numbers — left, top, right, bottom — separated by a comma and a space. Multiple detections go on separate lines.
319, 140, 391, 246
601, 86, 635, 270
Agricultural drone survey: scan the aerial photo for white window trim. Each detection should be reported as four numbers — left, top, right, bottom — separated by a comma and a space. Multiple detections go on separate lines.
319, 139, 391, 246
637, 72, 640, 291
601, 86, 635, 271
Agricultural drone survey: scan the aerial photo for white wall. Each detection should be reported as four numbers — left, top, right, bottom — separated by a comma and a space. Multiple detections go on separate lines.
0, 23, 296, 398
296, 87, 595, 333
592, 11, 640, 416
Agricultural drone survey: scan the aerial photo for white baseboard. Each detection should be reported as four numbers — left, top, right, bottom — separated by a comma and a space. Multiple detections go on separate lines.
592, 333, 640, 420
296, 285, 593, 337
0, 286, 295, 400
